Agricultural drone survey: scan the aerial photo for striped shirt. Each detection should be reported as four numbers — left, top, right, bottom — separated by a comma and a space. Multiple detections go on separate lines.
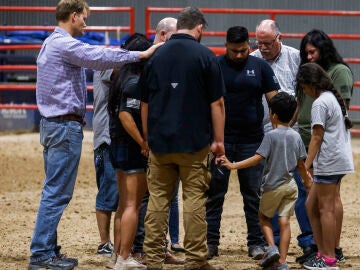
36, 26, 140, 118
251, 44, 300, 131
251, 44, 300, 95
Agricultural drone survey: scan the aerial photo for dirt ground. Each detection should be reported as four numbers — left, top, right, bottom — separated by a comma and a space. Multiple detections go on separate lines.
0, 131, 359, 269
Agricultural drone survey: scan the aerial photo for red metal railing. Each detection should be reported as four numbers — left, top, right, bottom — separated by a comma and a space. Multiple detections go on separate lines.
0, 6, 133, 117
145, 7, 360, 135
0, 85, 94, 91
145, 7, 360, 40
2, 7, 360, 134
0, 6, 135, 34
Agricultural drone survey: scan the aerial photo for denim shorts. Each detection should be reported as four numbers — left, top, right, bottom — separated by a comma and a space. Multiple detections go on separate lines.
109, 139, 147, 174
94, 143, 118, 211
314, 174, 344, 184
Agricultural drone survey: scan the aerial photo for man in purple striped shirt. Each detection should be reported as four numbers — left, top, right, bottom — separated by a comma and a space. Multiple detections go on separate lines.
29, 1, 161, 269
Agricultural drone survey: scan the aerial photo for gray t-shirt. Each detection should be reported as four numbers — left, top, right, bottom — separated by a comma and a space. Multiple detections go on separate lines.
92, 69, 113, 150
311, 91, 354, 175
256, 126, 307, 192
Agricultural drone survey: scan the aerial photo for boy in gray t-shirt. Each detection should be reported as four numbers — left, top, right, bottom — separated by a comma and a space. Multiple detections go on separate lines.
220, 92, 312, 270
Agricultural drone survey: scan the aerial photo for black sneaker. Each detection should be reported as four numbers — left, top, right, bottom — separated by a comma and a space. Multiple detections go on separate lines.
57, 254, 78, 267
97, 241, 114, 257
206, 246, 219, 260
335, 247, 345, 263
29, 256, 75, 270
295, 244, 318, 264
303, 255, 339, 270
303, 255, 326, 270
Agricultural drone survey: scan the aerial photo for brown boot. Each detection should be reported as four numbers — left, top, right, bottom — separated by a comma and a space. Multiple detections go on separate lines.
187, 262, 224, 270
164, 250, 185, 265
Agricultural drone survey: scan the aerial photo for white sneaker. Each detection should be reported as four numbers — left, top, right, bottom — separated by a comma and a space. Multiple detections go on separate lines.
113, 255, 125, 270
106, 253, 117, 269
122, 256, 147, 269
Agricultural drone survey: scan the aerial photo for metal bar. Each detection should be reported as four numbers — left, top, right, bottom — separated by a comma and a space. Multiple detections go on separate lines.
0, 65, 37, 71
0, 44, 42, 50
145, 7, 360, 40
0, 103, 93, 110
0, 6, 133, 12
129, 7, 135, 34
0, 84, 94, 91
0, 44, 118, 50
349, 105, 360, 111
0, 26, 130, 32
145, 7, 360, 16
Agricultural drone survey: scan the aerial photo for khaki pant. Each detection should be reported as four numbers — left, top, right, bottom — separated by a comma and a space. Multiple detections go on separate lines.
144, 146, 211, 269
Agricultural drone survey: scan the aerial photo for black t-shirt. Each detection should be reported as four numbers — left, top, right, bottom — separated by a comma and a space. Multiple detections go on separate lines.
139, 33, 225, 154
218, 54, 280, 143
109, 75, 141, 145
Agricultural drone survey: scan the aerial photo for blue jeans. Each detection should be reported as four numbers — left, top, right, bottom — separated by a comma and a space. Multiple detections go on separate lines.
206, 142, 266, 249
271, 170, 314, 248
94, 143, 118, 211
30, 118, 83, 262
169, 179, 180, 245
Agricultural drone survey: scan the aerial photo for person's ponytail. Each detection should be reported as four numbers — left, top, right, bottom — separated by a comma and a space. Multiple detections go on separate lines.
328, 87, 353, 129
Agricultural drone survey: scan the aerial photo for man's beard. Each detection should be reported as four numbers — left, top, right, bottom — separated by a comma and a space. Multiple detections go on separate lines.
225, 54, 247, 69
197, 33, 202, 43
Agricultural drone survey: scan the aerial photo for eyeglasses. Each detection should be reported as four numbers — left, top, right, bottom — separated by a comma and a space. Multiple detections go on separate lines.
255, 34, 279, 47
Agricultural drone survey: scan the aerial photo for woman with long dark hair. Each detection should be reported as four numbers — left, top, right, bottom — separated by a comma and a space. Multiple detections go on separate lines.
296, 63, 354, 270
107, 33, 152, 270
296, 30, 354, 265
299, 29, 353, 109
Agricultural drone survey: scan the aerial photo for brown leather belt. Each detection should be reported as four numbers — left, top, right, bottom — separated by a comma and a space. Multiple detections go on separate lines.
59, 114, 85, 126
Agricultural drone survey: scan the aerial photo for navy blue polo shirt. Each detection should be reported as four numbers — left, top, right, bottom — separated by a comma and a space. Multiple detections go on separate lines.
218, 54, 280, 143
139, 33, 225, 154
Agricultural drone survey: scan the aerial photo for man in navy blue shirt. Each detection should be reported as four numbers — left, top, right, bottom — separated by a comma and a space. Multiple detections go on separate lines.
205, 26, 280, 261
140, 7, 225, 270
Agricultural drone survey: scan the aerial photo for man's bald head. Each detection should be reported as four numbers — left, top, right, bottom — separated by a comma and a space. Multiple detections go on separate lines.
154, 17, 177, 44
255, 19, 282, 61
256, 19, 279, 36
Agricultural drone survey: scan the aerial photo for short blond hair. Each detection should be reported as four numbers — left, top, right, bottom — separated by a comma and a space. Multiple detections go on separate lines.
56, 0, 90, 22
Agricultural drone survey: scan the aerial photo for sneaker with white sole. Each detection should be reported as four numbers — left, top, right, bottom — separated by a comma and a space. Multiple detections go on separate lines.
57, 254, 79, 266
260, 245, 280, 268
303, 254, 325, 270
248, 246, 265, 260
28, 256, 76, 270
263, 261, 288, 270
114, 255, 147, 270
97, 241, 114, 257
303, 254, 339, 270
106, 252, 117, 269
114, 255, 125, 270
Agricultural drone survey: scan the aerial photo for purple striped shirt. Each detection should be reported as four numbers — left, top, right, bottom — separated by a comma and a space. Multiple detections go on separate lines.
36, 27, 140, 118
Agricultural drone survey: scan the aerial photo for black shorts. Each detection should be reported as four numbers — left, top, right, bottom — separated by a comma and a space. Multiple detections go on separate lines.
109, 139, 147, 174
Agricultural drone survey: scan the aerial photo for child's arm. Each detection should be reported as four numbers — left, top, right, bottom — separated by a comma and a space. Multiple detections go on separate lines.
305, 125, 324, 170
297, 159, 313, 193
220, 154, 264, 170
